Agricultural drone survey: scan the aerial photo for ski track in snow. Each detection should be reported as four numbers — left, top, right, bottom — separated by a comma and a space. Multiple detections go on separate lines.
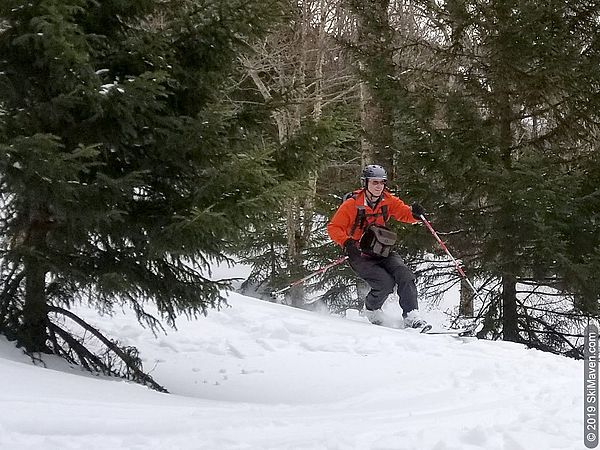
0, 291, 584, 450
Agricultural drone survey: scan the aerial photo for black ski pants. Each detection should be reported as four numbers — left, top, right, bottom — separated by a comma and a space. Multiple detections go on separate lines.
348, 251, 418, 316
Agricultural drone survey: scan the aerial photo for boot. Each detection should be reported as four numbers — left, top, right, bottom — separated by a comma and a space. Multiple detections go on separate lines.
364, 308, 386, 325
404, 310, 428, 329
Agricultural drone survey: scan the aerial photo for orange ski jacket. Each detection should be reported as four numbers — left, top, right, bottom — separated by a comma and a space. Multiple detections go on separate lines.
326, 189, 418, 247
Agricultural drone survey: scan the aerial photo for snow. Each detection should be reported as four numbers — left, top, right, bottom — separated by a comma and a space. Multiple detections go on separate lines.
99, 83, 124, 95
0, 282, 585, 449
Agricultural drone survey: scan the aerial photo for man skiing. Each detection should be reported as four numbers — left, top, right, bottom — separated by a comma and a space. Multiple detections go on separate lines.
326, 164, 428, 329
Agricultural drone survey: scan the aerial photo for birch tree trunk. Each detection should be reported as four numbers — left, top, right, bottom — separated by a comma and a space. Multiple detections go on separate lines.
459, 279, 474, 317
349, 0, 395, 170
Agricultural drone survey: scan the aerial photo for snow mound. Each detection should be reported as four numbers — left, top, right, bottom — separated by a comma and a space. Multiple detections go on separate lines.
0, 292, 583, 449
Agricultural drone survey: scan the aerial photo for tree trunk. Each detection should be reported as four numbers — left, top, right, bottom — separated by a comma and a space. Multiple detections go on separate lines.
359, 74, 375, 165
22, 260, 48, 352
495, 39, 520, 341
286, 200, 305, 307
459, 279, 474, 317
502, 273, 519, 342
352, 0, 394, 170
21, 207, 50, 353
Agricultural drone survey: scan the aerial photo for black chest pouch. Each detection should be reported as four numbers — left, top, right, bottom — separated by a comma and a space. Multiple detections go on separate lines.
359, 225, 397, 257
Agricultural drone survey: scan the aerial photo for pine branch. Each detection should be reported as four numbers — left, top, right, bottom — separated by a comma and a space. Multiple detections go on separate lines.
48, 305, 168, 393
49, 322, 105, 373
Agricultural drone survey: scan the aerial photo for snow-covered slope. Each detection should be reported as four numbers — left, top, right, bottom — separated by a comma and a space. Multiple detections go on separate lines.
0, 292, 583, 450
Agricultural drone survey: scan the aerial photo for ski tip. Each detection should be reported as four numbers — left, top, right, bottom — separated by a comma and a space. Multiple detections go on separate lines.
420, 324, 433, 333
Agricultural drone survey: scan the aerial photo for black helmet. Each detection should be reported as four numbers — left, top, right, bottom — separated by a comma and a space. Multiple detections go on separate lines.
361, 164, 387, 186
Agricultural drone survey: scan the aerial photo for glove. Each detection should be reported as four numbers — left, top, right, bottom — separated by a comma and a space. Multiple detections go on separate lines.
343, 239, 361, 258
411, 202, 425, 221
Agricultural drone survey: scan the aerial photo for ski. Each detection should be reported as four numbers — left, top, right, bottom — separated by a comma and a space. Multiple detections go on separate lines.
421, 326, 475, 337
353, 310, 479, 337
363, 320, 475, 336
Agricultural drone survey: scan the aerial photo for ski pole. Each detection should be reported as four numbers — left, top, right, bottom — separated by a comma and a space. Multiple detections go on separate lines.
419, 215, 489, 334
419, 214, 483, 302
270, 256, 349, 298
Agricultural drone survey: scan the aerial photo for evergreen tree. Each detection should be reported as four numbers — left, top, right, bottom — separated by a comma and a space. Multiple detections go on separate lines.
0, 0, 287, 387
396, 0, 600, 350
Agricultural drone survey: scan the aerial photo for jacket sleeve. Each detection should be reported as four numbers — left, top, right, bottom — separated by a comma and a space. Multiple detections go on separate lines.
327, 200, 356, 247
388, 195, 419, 224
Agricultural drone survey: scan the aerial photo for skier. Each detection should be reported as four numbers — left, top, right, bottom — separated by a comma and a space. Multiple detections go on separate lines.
326, 164, 428, 329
